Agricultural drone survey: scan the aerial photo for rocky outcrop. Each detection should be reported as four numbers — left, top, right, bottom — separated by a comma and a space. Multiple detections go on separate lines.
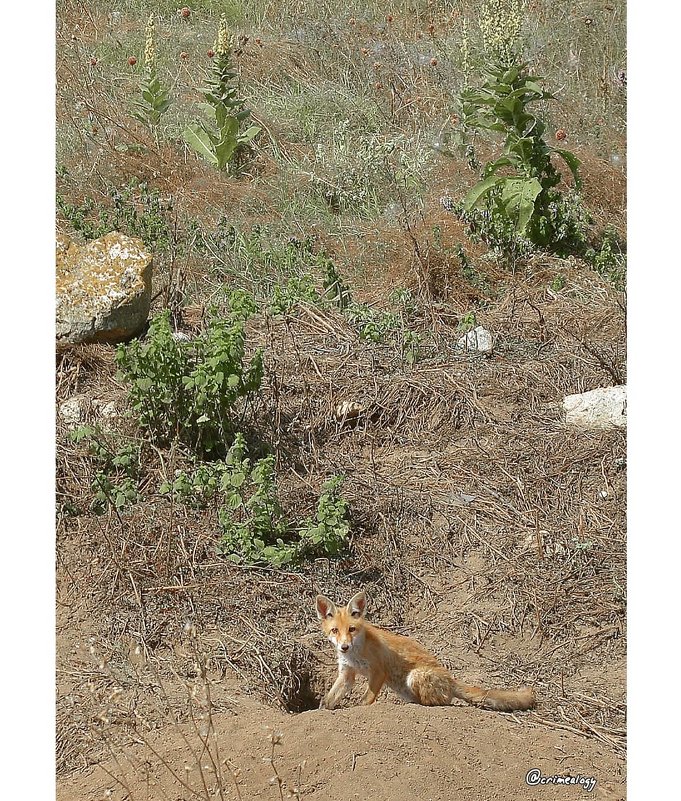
56, 232, 153, 344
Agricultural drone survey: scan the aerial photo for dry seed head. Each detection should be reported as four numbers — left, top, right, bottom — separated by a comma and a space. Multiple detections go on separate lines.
479, 0, 524, 63
144, 13, 156, 69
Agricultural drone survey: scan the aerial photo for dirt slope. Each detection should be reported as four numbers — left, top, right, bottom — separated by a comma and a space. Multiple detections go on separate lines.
58, 695, 625, 801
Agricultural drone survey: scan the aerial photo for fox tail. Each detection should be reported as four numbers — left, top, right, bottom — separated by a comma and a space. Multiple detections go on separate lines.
450, 678, 536, 712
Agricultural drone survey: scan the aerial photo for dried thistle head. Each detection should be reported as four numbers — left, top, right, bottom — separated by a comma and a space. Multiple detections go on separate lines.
144, 13, 156, 69
215, 15, 232, 57
479, 0, 524, 64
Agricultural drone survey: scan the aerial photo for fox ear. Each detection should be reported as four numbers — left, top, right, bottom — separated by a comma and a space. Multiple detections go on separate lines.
347, 591, 367, 618
316, 595, 336, 620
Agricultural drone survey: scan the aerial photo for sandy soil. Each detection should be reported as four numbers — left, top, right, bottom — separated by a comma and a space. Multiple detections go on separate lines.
57, 690, 625, 801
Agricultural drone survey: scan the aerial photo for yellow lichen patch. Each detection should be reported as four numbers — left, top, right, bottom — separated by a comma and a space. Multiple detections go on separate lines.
56, 232, 79, 276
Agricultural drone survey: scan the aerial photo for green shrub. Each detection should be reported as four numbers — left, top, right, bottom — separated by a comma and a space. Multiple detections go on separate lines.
456, 61, 588, 258
115, 304, 263, 454
69, 426, 140, 514
161, 434, 350, 567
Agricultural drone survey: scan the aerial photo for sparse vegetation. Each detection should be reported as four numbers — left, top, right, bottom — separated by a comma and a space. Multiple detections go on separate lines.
56, 0, 626, 796
56, 181, 173, 250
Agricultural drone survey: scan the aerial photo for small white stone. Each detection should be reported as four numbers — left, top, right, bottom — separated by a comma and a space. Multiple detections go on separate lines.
59, 398, 83, 426
563, 386, 626, 430
456, 326, 494, 353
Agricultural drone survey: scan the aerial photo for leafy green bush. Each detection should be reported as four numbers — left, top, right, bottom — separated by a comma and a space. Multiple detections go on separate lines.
457, 62, 588, 257
115, 304, 263, 454
297, 475, 350, 558
269, 274, 322, 315
161, 434, 350, 566
267, 258, 352, 316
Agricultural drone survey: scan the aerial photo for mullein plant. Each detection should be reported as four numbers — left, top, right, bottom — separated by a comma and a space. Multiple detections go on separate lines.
132, 14, 172, 138
183, 16, 260, 171
454, 0, 587, 255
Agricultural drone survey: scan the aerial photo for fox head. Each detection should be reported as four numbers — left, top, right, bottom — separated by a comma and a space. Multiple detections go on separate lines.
315, 591, 367, 654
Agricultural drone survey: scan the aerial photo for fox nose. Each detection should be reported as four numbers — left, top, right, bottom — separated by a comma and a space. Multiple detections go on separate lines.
340, 643, 349, 652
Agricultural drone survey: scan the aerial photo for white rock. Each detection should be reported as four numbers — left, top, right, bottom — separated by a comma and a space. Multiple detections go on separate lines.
456, 326, 494, 353
59, 398, 84, 426
58, 396, 119, 428
563, 385, 626, 430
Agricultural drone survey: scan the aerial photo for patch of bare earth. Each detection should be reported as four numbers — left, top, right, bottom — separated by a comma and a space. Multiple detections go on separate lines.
57, 696, 624, 801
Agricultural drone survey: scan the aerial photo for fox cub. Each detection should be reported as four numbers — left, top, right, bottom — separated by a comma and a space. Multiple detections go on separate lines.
316, 590, 536, 712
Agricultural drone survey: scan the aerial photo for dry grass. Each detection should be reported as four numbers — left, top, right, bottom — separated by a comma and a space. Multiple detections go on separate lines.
55, 0, 627, 785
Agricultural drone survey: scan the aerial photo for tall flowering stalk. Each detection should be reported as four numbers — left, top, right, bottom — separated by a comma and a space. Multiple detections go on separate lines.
451, 0, 586, 255
182, 16, 260, 171
478, 0, 523, 66
132, 14, 172, 132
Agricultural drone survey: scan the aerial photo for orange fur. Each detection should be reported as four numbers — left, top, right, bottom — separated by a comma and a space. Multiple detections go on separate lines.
316, 591, 536, 712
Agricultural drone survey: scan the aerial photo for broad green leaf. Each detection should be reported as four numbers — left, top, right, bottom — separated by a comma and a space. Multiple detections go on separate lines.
230, 471, 246, 488
485, 155, 520, 173
500, 177, 542, 233
183, 124, 219, 166
238, 125, 261, 143
552, 148, 582, 189
463, 175, 504, 211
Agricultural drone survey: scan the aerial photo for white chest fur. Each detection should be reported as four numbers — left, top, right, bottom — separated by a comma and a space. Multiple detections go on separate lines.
336, 630, 370, 675
338, 650, 371, 675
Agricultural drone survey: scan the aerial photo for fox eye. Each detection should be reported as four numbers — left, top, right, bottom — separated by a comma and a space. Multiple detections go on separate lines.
331, 627, 338, 634
349, 626, 356, 633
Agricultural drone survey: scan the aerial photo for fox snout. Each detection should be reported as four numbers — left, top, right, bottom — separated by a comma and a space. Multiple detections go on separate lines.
331, 633, 353, 652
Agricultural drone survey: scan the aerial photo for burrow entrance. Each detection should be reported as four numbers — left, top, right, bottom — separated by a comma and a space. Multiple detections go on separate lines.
278, 646, 327, 713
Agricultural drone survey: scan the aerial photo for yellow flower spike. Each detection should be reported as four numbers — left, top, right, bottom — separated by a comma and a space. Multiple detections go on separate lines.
215, 15, 232, 57
461, 17, 470, 74
479, 0, 524, 64
144, 13, 156, 70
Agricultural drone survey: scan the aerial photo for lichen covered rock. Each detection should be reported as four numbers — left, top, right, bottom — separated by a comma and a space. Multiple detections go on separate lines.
56, 232, 153, 343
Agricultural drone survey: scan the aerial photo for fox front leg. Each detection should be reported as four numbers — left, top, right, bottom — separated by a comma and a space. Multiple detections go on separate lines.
361, 670, 386, 705
321, 667, 356, 709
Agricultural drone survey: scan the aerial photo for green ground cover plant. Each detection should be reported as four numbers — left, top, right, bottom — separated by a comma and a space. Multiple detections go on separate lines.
69, 426, 141, 513
161, 433, 350, 566
56, 182, 173, 251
